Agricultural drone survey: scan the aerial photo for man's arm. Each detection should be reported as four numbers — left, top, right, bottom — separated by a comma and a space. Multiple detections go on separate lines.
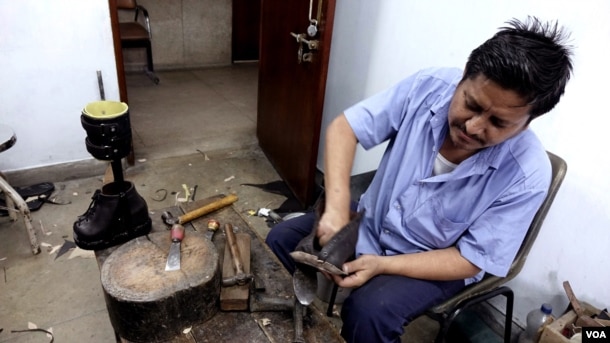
318, 113, 358, 246
332, 247, 481, 288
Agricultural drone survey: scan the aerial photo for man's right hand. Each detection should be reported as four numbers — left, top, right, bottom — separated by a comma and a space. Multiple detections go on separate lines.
317, 210, 349, 246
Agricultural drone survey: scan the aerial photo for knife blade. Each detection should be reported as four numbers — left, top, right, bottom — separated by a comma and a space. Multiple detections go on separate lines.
165, 224, 185, 271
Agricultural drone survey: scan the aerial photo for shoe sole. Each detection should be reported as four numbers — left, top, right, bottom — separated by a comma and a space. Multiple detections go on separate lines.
74, 218, 153, 251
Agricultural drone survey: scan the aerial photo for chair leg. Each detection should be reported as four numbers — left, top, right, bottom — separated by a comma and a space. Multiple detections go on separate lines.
327, 283, 339, 316
434, 314, 453, 343
144, 42, 159, 84
433, 286, 514, 343
0, 176, 40, 255
502, 289, 514, 343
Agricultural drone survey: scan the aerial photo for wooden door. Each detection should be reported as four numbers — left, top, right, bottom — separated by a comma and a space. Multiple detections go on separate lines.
108, 0, 127, 103
232, 0, 261, 61
108, 0, 135, 165
257, 0, 336, 208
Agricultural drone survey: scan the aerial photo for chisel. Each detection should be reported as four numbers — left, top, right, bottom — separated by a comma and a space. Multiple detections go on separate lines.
165, 224, 185, 271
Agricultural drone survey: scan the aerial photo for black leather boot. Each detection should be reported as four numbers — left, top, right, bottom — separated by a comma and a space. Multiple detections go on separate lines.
73, 181, 152, 250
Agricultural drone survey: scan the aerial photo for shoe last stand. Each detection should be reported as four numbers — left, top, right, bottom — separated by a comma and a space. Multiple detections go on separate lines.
73, 101, 152, 250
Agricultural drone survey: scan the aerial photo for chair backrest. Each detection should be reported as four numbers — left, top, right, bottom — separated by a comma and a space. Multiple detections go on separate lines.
117, 0, 137, 10
430, 151, 567, 313
506, 151, 567, 276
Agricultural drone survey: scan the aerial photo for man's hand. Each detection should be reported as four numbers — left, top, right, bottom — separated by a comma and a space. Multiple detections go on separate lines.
316, 209, 349, 246
330, 254, 382, 288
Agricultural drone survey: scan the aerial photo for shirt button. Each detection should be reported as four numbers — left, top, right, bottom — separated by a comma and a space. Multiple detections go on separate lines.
384, 229, 390, 234
395, 204, 401, 210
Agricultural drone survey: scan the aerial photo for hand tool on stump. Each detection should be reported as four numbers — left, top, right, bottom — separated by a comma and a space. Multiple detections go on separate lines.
165, 223, 184, 271
204, 218, 220, 240
162, 193, 238, 226
222, 223, 253, 287
220, 223, 253, 311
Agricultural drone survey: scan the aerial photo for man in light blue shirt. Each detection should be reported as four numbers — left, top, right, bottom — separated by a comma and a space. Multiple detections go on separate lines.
347, 67, 551, 286
266, 16, 573, 343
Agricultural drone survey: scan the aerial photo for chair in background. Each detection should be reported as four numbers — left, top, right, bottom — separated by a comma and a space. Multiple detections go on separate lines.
325, 151, 567, 343
117, 0, 159, 84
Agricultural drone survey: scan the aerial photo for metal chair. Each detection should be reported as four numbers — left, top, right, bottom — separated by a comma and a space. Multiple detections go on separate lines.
426, 151, 567, 342
324, 151, 567, 343
117, 0, 159, 84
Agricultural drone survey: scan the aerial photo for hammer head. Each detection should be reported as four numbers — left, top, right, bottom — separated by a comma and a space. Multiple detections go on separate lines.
161, 211, 178, 225
222, 273, 254, 287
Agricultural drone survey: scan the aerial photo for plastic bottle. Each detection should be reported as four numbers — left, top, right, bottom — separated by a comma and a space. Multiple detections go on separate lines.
518, 303, 554, 343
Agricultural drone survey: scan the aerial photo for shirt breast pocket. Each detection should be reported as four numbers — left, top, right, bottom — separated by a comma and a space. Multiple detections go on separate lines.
403, 196, 470, 249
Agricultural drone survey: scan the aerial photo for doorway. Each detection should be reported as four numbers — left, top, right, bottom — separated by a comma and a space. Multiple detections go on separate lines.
109, 0, 335, 208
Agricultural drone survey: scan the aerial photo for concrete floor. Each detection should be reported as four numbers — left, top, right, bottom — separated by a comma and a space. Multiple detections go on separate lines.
0, 64, 440, 342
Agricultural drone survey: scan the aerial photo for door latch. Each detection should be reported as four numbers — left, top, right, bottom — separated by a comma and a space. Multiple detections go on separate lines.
290, 32, 319, 50
290, 32, 319, 63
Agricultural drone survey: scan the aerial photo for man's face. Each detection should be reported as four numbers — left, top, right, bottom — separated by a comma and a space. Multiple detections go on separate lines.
446, 74, 531, 153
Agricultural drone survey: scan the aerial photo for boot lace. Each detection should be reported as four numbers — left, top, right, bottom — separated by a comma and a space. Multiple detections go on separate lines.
77, 189, 101, 222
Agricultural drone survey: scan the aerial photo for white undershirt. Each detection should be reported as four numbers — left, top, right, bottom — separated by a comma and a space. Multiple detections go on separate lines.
432, 153, 458, 176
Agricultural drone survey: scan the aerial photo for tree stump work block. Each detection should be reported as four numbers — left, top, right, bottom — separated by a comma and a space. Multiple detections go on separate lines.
101, 231, 221, 343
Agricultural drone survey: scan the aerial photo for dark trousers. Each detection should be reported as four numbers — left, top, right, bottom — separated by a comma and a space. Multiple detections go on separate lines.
265, 211, 466, 343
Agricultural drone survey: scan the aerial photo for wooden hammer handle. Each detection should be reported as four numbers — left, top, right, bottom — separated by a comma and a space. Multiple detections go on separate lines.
224, 223, 245, 275
179, 194, 238, 224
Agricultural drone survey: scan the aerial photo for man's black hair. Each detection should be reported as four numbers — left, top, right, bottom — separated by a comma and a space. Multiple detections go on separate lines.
463, 16, 574, 119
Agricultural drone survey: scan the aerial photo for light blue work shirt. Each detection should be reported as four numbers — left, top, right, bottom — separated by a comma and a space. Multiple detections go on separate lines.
344, 67, 551, 284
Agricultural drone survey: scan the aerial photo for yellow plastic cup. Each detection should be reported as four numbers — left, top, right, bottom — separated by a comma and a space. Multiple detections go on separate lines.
82, 101, 128, 119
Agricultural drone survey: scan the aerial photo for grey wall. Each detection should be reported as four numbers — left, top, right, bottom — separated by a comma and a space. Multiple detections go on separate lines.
120, 0, 232, 71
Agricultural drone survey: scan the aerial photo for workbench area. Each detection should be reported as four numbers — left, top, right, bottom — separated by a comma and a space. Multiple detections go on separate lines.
95, 195, 344, 343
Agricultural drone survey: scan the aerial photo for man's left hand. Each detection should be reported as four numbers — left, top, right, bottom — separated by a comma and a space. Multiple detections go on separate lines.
330, 254, 381, 288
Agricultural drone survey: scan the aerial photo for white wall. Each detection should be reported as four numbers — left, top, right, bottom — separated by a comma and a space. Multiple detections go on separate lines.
0, 0, 119, 171
320, 0, 610, 326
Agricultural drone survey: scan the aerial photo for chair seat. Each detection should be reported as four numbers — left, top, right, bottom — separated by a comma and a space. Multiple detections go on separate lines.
119, 22, 149, 41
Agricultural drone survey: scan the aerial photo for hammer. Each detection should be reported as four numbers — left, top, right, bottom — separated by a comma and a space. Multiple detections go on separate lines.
161, 194, 238, 226
222, 223, 254, 287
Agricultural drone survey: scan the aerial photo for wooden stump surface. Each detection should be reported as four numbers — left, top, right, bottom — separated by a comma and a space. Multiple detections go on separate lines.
101, 231, 220, 342
96, 196, 344, 343
101, 231, 220, 301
